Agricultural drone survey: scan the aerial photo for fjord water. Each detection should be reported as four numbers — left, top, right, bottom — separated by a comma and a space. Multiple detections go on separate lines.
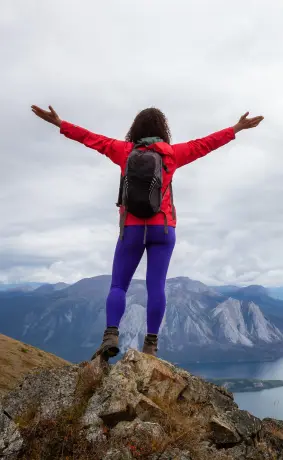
187, 357, 283, 419
234, 388, 283, 420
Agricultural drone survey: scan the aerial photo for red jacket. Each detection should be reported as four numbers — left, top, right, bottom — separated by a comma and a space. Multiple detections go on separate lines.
60, 121, 235, 227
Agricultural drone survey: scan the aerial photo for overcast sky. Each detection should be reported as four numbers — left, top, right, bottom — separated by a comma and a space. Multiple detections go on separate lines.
1, 0, 283, 286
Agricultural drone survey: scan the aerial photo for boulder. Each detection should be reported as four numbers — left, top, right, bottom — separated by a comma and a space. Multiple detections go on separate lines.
111, 419, 165, 452
2, 365, 79, 421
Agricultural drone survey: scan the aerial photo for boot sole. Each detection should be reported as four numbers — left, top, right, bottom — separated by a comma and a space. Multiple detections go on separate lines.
91, 345, 120, 362
103, 346, 120, 358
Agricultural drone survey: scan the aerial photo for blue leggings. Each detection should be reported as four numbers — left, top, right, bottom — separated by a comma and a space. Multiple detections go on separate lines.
106, 225, 176, 334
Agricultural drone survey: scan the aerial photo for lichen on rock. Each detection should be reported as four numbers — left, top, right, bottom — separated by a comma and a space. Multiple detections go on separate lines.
0, 404, 23, 459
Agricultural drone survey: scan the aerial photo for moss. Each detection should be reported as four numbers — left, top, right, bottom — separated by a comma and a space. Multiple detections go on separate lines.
15, 404, 39, 428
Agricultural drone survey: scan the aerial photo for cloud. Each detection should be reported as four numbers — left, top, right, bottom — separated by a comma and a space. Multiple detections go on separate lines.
1, 0, 283, 286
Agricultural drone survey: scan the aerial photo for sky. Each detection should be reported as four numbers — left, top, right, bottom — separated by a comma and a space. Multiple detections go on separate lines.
1, 0, 283, 287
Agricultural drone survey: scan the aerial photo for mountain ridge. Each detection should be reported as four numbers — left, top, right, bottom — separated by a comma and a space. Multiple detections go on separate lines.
1, 276, 283, 364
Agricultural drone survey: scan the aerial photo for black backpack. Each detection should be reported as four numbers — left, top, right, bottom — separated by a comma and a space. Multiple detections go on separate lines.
116, 137, 174, 241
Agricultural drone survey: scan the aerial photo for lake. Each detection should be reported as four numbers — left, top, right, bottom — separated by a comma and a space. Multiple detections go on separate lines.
186, 358, 283, 420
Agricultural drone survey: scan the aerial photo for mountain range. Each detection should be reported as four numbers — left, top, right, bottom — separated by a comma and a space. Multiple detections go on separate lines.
1, 276, 283, 365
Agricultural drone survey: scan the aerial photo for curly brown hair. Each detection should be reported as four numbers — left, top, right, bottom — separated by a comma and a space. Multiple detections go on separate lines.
125, 107, 171, 144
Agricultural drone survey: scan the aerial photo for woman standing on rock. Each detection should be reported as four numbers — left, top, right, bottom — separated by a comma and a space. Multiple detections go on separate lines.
31, 104, 263, 359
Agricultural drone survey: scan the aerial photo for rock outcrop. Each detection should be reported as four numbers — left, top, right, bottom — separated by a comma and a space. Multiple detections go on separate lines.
1, 349, 283, 459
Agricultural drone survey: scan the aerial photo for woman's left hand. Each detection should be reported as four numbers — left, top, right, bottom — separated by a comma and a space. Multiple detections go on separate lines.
31, 105, 62, 127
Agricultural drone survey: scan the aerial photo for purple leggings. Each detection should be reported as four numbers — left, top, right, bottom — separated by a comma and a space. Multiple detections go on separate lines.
106, 225, 176, 334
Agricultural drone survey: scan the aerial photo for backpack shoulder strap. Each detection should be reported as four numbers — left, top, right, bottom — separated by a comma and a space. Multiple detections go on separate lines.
162, 181, 175, 219
170, 182, 176, 219
116, 174, 124, 207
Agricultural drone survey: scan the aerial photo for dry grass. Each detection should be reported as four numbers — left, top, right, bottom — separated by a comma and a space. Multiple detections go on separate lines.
18, 408, 98, 460
268, 426, 283, 440
15, 404, 39, 429
147, 394, 231, 460
0, 333, 69, 396
264, 420, 283, 440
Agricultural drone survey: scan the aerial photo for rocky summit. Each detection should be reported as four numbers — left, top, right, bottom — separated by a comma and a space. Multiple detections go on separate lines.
1, 350, 283, 460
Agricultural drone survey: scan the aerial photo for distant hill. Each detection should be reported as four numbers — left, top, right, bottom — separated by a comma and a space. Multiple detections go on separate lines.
0, 282, 43, 292
211, 285, 240, 294
0, 333, 69, 396
268, 287, 283, 301
208, 378, 283, 393
33, 282, 69, 294
0, 282, 69, 294
212, 284, 269, 297
213, 284, 283, 301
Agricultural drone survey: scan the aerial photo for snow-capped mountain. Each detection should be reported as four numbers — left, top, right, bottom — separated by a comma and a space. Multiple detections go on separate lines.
1, 276, 283, 364
120, 280, 283, 361
211, 299, 283, 346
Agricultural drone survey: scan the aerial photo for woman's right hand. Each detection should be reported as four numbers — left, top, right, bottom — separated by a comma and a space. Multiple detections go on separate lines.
31, 105, 62, 127
233, 112, 264, 134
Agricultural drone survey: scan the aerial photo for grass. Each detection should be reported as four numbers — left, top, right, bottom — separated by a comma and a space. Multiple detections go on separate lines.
15, 404, 39, 429
0, 333, 69, 396
17, 360, 110, 460
18, 409, 95, 460
142, 393, 231, 460
264, 419, 283, 440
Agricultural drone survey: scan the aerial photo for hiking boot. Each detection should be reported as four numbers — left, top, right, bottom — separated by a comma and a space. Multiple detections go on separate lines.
91, 327, 119, 361
142, 334, 158, 356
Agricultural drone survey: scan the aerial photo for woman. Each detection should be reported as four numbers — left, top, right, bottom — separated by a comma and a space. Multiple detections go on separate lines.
31, 104, 263, 359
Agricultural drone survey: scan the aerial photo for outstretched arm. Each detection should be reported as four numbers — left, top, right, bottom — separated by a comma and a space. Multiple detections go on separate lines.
173, 112, 264, 169
31, 105, 127, 166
